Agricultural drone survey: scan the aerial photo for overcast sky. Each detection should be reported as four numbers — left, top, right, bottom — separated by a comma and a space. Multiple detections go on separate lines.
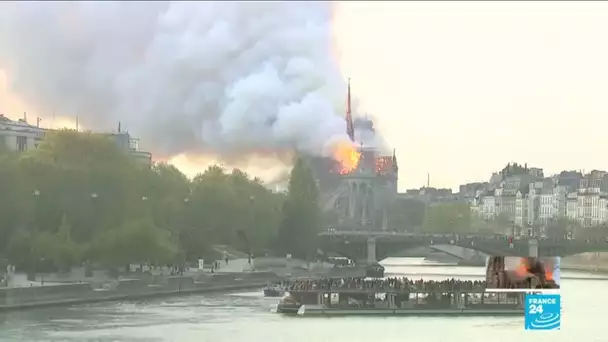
333, 1, 608, 191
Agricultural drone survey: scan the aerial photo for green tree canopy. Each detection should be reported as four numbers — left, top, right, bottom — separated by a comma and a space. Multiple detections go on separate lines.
90, 218, 177, 268
0, 130, 288, 273
575, 223, 608, 240
422, 202, 472, 233
0, 151, 31, 255
18, 130, 143, 242
545, 218, 576, 239
388, 198, 426, 232
276, 157, 321, 260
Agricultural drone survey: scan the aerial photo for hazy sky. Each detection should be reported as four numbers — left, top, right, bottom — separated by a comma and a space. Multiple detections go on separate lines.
3, 1, 608, 192
333, 1, 608, 191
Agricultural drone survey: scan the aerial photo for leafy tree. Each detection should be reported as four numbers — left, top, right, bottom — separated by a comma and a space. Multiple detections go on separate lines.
5, 230, 34, 271
422, 202, 472, 233
277, 157, 320, 259
41, 215, 81, 272
545, 218, 575, 239
0, 151, 30, 258
388, 198, 426, 232
140, 162, 191, 237
19, 130, 143, 242
470, 213, 490, 233
1, 128, 291, 273
175, 166, 284, 260
489, 212, 512, 235
575, 223, 608, 240
231, 174, 284, 256
181, 166, 236, 259
90, 218, 177, 268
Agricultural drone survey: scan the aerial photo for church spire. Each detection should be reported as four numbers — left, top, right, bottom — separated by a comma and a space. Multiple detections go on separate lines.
345, 78, 355, 141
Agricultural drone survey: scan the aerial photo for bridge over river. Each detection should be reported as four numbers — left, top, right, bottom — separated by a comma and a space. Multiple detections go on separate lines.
319, 230, 608, 262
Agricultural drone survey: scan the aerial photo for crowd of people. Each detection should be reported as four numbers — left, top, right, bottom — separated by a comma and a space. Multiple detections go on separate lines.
285, 277, 486, 293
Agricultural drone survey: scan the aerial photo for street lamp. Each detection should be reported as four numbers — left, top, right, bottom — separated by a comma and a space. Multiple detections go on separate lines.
246, 195, 256, 264
39, 257, 45, 285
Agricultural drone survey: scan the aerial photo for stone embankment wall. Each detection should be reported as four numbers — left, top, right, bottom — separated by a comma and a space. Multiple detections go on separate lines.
253, 257, 334, 274
253, 257, 369, 278
0, 272, 279, 312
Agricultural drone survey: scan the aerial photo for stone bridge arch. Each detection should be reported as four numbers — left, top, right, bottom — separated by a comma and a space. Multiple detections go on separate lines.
375, 239, 517, 261
320, 236, 516, 263
320, 232, 608, 262
427, 245, 488, 262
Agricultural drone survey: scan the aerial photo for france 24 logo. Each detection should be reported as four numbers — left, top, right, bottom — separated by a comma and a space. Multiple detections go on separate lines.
525, 294, 561, 330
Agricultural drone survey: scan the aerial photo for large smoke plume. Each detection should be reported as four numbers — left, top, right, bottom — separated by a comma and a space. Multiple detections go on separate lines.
0, 2, 351, 160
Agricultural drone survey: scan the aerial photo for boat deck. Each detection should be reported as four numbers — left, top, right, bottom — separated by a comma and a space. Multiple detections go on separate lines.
287, 287, 487, 294
280, 288, 523, 317
296, 305, 524, 316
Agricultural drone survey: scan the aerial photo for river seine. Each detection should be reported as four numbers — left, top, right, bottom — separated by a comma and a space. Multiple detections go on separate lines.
0, 257, 605, 342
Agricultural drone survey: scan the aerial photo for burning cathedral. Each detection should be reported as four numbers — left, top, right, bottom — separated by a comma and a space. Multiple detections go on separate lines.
309, 81, 399, 231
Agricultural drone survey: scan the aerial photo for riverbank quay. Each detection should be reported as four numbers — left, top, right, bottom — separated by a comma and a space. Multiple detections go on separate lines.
0, 271, 280, 313
559, 253, 608, 274
561, 264, 608, 274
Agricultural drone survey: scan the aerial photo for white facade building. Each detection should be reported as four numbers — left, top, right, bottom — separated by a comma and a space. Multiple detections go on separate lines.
515, 190, 528, 228
0, 115, 45, 151
481, 194, 496, 219
0, 114, 152, 165
566, 192, 578, 221
575, 187, 606, 228
473, 170, 608, 235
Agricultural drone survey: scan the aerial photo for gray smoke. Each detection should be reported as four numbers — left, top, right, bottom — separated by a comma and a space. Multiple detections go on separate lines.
0, 2, 350, 158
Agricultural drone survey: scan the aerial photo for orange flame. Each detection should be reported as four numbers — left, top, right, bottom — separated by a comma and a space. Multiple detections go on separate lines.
332, 141, 361, 174
544, 259, 554, 281
514, 257, 554, 281
515, 258, 528, 277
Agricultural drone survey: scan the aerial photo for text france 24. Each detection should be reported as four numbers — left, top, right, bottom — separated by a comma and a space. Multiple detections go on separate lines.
525, 293, 561, 331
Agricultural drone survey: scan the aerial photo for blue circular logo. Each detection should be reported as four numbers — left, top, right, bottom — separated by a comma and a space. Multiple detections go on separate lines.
529, 313, 560, 330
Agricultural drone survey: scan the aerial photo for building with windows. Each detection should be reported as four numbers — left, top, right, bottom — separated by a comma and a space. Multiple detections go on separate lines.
473, 166, 608, 235
106, 131, 152, 166
0, 114, 45, 151
0, 114, 152, 166
308, 83, 398, 231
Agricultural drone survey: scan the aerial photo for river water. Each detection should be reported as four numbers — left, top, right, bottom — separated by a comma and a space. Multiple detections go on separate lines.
0, 257, 605, 342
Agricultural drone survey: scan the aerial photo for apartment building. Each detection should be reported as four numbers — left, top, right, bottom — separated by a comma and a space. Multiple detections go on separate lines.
476, 167, 608, 234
